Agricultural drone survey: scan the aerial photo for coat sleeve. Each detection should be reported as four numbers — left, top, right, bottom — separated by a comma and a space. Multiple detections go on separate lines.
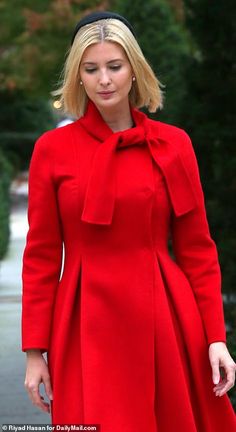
21, 132, 63, 353
170, 131, 226, 346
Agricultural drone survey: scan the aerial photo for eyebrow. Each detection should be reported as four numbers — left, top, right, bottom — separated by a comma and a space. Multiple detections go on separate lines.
82, 58, 124, 65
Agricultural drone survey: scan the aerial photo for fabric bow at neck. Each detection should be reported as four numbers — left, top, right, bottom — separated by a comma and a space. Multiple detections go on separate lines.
79, 101, 197, 225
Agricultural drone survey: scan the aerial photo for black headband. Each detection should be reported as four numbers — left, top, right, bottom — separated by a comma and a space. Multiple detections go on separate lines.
71, 11, 136, 46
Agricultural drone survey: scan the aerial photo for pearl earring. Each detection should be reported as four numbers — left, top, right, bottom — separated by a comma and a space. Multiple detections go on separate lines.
80, 80, 83, 85
132, 76, 136, 82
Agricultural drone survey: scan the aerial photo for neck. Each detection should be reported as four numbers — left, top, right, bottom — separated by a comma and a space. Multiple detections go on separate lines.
96, 101, 134, 132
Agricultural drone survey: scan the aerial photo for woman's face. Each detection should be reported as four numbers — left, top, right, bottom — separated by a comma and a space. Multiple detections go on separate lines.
79, 41, 133, 113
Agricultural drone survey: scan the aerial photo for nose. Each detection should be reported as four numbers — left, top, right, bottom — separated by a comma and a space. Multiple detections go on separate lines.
99, 68, 111, 86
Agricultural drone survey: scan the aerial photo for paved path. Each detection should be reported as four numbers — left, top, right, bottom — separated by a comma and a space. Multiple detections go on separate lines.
0, 186, 50, 425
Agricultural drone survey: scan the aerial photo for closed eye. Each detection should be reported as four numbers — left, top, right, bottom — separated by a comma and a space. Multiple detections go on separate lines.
85, 68, 97, 73
109, 65, 122, 70
84, 65, 122, 73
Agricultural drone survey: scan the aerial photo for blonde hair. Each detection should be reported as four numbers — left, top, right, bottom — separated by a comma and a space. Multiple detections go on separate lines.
53, 18, 164, 118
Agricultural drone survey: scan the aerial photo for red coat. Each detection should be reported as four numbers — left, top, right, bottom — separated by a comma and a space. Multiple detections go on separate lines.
22, 101, 236, 430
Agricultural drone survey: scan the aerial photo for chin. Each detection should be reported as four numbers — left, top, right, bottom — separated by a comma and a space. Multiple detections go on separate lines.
96, 98, 127, 111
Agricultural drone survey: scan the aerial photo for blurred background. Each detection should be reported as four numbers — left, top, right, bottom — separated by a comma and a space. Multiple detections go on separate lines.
0, 0, 235, 423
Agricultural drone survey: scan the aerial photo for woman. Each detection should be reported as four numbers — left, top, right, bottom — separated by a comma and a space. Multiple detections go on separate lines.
22, 10, 236, 431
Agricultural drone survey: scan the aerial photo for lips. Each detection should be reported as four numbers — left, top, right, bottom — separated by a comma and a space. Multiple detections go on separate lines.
98, 91, 115, 95
97, 91, 115, 100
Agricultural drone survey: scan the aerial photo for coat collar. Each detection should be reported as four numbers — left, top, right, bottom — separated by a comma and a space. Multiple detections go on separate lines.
79, 98, 148, 142
78, 100, 197, 225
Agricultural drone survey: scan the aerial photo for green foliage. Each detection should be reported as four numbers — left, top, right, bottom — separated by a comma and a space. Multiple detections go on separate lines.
181, 0, 236, 296
0, 150, 12, 260
112, 0, 191, 124
0, 91, 55, 169
0, 0, 106, 97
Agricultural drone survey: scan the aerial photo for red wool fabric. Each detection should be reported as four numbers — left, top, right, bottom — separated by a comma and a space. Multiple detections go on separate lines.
21, 101, 236, 430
